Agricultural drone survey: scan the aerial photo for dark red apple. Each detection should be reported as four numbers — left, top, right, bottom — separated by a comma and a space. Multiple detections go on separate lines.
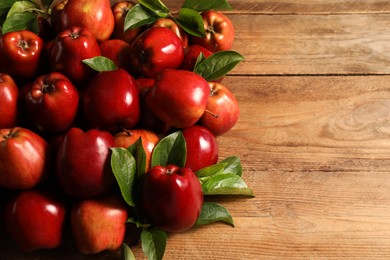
200, 82, 240, 135
111, 1, 142, 44
0, 127, 50, 190
56, 127, 116, 198
24, 72, 79, 134
145, 69, 210, 128
71, 194, 128, 254
182, 125, 219, 172
114, 129, 160, 171
50, 26, 101, 84
60, 0, 115, 42
190, 10, 235, 52
5, 190, 66, 252
0, 73, 18, 129
99, 39, 132, 72
82, 68, 140, 133
0, 30, 44, 80
140, 165, 203, 232
129, 27, 184, 78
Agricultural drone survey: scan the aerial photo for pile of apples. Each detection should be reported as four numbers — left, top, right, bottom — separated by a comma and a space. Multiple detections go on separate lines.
0, 0, 248, 258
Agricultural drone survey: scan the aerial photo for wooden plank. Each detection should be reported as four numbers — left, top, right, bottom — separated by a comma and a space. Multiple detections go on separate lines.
163, 0, 390, 14
229, 13, 390, 76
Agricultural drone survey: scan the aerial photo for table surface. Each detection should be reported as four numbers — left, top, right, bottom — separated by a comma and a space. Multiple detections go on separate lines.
3, 0, 390, 259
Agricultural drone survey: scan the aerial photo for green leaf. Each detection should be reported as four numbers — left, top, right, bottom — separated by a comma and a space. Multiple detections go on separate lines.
194, 50, 245, 81
0, 0, 18, 9
182, 0, 232, 12
174, 8, 205, 38
196, 162, 227, 178
7, 1, 38, 18
220, 156, 242, 176
2, 12, 38, 34
193, 52, 206, 70
127, 137, 147, 180
124, 4, 159, 31
138, 0, 170, 18
195, 202, 234, 227
202, 173, 254, 196
82, 56, 118, 72
110, 148, 137, 207
151, 131, 187, 168
121, 243, 136, 260
141, 228, 167, 260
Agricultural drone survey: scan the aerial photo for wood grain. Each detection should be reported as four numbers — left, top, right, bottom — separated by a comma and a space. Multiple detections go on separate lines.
229, 13, 390, 76
164, 0, 390, 14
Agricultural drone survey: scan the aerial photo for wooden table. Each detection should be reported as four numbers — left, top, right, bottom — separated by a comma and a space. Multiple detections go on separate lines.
3, 0, 390, 259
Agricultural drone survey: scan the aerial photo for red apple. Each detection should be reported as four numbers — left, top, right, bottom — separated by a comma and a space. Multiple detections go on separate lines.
50, 27, 101, 85
140, 165, 203, 232
0, 74, 18, 129
190, 10, 235, 52
5, 190, 66, 252
180, 44, 213, 71
51, 0, 69, 33
0, 30, 44, 80
24, 72, 79, 134
145, 69, 210, 128
60, 0, 115, 42
111, 1, 142, 44
56, 127, 116, 198
82, 68, 140, 133
129, 27, 184, 78
200, 82, 240, 135
114, 129, 160, 171
135, 77, 171, 134
151, 18, 188, 48
182, 125, 219, 172
0, 127, 50, 189
71, 194, 128, 254
99, 39, 132, 73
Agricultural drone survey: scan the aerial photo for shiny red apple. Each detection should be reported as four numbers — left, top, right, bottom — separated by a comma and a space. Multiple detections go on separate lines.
5, 190, 66, 252
0, 73, 18, 129
0, 127, 50, 189
56, 127, 116, 198
82, 68, 140, 133
200, 82, 240, 135
145, 69, 210, 128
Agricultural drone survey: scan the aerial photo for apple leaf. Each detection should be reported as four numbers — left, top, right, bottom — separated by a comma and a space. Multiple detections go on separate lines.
194, 50, 245, 81
82, 56, 118, 72
138, 0, 170, 18
182, 0, 232, 12
202, 173, 254, 196
2, 12, 38, 34
151, 131, 187, 168
220, 156, 243, 176
126, 137, 147, 180
174, 8, 205, 38
110, 147, 137, 207
194, 52, 206, 69
196, 162, 227, 179
141, 228, 167, 260
0, 0, 18, 9
124, 4, 159, 31
195, 202, 234, 227
121, 243, 136, 260
6, 1, 38, 18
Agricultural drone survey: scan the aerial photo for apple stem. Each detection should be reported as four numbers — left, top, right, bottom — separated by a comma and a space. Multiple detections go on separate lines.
120, 126, 132, 136
17, 40, 29, 51
205, 109, 219, 118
